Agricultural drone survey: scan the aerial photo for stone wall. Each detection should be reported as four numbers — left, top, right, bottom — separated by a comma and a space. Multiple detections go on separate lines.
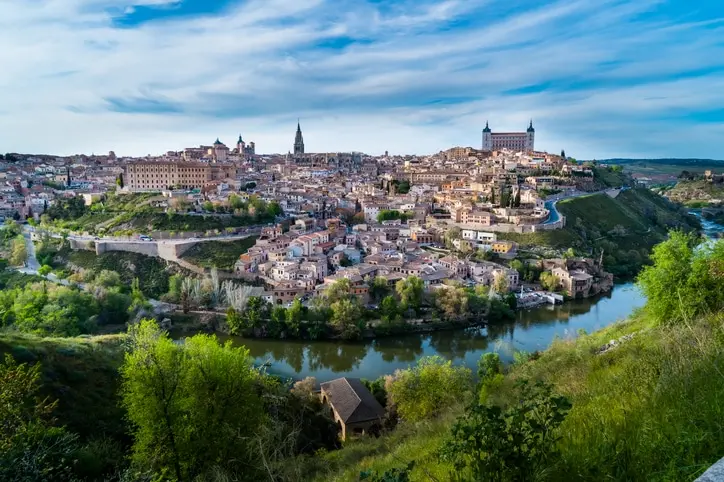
95, 241, 159, 257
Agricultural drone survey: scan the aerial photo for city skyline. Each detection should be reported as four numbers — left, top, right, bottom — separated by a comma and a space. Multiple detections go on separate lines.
2, 0, 724, 158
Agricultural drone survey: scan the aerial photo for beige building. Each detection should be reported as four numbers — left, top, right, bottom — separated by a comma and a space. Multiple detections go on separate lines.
482, 121, 535, 152
552, 267, 593, 298
124, 161, 237, 191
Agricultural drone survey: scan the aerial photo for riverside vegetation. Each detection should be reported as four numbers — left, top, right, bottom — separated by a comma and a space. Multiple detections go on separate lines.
0, 231, 723, 481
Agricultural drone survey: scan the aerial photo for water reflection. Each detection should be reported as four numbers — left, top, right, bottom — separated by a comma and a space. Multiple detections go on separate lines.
212, 283, 645, 380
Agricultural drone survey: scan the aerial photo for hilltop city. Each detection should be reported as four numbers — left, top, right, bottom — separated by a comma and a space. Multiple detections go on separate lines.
1, 120, 632, 309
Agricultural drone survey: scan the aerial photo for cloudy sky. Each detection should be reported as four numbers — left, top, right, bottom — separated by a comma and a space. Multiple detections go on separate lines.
1, 0, 723, 158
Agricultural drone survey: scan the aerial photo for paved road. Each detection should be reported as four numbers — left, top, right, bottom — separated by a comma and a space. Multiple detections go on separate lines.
25, 226, 261, 246
542, 187, 630, 225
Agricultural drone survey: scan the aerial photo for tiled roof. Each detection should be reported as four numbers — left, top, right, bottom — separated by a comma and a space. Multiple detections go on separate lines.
320, 377, 385, 424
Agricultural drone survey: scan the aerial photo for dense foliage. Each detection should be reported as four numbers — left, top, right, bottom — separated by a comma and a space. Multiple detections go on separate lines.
387, 356, 472, 422
638, 230, 724, 324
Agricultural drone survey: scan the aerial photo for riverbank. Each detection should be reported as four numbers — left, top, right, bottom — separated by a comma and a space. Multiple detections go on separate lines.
313, 307, 724, 481
178, 283, 643, 381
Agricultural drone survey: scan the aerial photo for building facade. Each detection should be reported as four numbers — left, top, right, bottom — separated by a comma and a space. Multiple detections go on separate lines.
482, 121, 535, 152
124, 161, 237, 191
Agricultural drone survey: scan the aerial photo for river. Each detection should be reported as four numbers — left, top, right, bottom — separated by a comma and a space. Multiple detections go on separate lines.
203, 211, 723, 382
212, 284, 644, 380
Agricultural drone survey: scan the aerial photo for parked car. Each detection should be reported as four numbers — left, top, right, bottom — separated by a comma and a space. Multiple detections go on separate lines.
139, 235, 152, 241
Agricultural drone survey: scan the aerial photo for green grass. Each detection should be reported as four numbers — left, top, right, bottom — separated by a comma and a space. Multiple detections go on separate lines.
66, 251, 171, 298
180, 236, 258, 269
0, 331, 128, 444
498, 189, 699, 277
592, 167, 631, 188
314, 310, 724, 481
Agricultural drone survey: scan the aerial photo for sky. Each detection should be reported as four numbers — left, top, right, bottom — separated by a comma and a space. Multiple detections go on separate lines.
1, 0, 724, 159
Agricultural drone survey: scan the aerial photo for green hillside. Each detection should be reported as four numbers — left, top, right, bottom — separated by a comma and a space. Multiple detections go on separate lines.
499, 188, 699, 277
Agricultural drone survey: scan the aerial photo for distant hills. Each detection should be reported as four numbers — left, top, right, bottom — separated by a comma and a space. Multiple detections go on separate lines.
597, 158, 724, 166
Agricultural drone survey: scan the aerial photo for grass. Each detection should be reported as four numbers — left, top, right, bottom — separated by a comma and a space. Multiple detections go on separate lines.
592, 166, 631, 188
0, 331, 128, 444
498, 188, 699, 277
314, 309, 724, 481
311, 409, 462, 481
180, 236, 258, 269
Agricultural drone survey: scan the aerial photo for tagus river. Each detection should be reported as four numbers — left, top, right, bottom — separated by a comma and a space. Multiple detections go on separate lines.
210, 211, 723, 381
219, 284, 645, 381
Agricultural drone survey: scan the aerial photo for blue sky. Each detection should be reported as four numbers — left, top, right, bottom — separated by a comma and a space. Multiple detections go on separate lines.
1, 0, 724, 158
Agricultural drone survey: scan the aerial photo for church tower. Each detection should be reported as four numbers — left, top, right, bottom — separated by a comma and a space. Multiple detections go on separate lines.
526, 120, 535, 152
482, 121, 492, 151
237, 134, 245, 153
294, 121, 305, 155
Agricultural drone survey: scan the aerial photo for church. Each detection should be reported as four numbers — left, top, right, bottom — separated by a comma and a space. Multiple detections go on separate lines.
288, 122, 362, 170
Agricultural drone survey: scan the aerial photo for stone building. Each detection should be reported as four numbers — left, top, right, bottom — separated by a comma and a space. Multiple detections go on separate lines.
482, 121, 535, 152
320, 377, 385, 440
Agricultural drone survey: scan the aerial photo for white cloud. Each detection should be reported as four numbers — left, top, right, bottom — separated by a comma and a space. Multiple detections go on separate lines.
0, 0, 722, 158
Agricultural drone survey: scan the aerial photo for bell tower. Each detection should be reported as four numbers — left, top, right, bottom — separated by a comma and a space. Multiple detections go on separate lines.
294, 121, 305, 155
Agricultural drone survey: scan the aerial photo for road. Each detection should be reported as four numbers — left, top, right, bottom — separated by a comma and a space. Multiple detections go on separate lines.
25, 225, 261, 246
542, 187, 630, 225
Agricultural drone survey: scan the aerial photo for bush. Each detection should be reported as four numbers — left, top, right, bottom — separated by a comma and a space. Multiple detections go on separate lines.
440, 381, 571, 481
387, 356, 472, 422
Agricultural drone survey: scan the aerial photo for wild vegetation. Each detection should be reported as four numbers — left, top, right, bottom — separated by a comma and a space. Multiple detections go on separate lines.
179, 236, 257, 269
498, 188, 700, 277
40, 192, 282, 235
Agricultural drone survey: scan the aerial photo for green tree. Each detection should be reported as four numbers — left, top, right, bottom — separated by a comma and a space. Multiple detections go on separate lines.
396, 276, 424, 313
0, 354, 79, 482
38, 265, 52, 276
637, 231, 697, 324
285, 299, 304, 337
493, 274, 509, 294
269, 305, 287, 337
539, 272, 559, 292
387, 356, 472, 422
10, 235, 27, 266
477, 353, 504, 403
128, 277, 150, 316
330, 298, 364, 339
324, 278, 354, 304
242, 296, 267, 330
435, 285, 469, 319
369, 276, 390, 302
441, 381, 571, 482
380, 295, 401, 324
121, 320, 265, 481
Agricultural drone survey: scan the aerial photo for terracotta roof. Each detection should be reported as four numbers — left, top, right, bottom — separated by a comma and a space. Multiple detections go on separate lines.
320, 377, 385, 424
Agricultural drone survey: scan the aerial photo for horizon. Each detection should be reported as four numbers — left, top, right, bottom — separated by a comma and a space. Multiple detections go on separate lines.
2, 1, 724, 158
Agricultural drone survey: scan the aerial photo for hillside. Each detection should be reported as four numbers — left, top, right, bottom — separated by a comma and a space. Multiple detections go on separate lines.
498, 188, 699, 277
663, 180, 724, 206
0, 333, 127, 444
313, 309, 724, 481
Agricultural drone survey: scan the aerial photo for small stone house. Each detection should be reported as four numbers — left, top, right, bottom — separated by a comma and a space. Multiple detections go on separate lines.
320, 377, 385, 441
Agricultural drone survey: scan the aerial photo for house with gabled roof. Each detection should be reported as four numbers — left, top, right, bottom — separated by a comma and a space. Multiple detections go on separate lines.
320, 377, 385, 440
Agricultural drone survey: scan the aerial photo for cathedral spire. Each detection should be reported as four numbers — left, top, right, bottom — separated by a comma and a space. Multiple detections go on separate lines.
294, 120, 305, 155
